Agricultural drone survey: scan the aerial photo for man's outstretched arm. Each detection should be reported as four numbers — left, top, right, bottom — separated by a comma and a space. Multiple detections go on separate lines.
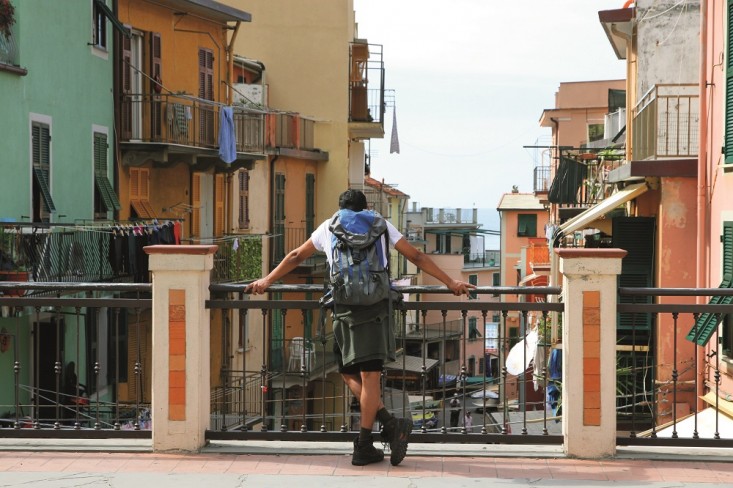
393, 238, 475, 296
244, 240, 318, 294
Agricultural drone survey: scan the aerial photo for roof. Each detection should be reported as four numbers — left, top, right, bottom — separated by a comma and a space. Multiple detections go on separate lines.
154, 0, 252, 23
599, 8, 634, 60
384, 353, 439, 373
496, 193, 545, 211
364, 176, 409, 198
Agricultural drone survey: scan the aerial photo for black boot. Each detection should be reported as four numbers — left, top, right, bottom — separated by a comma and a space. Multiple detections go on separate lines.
351, 436, 384, 466
381, 417, 412, 466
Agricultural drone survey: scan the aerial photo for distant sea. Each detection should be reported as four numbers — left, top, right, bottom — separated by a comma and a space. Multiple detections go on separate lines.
476, 208, 500, 251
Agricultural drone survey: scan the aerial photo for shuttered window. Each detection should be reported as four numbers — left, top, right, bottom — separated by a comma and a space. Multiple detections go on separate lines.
32, 122, 55, 221
687, 222, 733, 346
305, 173, 315, 236
613, 217, 655, 333
517, 214, 537, 237
273, 173, 286, 262
129, 167, 154, 219
726, 2, 733, 164
191, 172, 201, 236
94, 132, 121, 214
120, 32, 132, 140
214, 173, 225, 237
198, 48, 214, 145
150, 32, 162, 139
92, 0, 107, 49
238, 170, 250, 229
468, 274, 478, 300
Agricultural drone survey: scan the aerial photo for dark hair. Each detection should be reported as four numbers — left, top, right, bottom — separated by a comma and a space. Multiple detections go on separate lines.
338, 189, 367, 211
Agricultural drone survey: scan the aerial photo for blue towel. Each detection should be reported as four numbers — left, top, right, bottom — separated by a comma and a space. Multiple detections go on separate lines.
548, 348, 562, 380
218, 106, 237, 164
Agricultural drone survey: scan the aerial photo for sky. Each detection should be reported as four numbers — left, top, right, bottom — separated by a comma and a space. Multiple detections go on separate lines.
353, 0, 628, 218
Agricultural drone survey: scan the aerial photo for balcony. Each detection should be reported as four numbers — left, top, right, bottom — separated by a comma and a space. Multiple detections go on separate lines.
0, 26, 25, 75
265, 113, 326, 160
348, 41, 385, 139
119, 93, 265, 166
632, 84, 699, 161
424, 208, 478, 226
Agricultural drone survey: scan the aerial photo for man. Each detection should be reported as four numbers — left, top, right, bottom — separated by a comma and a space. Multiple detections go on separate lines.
246, 189, 474, 466
449, 392, 461, 429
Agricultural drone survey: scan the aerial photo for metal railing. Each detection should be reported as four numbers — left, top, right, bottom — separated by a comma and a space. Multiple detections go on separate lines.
0, 28, 19, 67
266, 113, 316, 150
120, 93, 265, 154
632, 84, 699, 160
349, 42, 384, 125
0, 283, 152, 438
205, 285, 565, 443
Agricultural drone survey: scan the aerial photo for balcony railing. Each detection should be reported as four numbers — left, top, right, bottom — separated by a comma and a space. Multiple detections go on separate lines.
0, 28, 19, 67
120, 93, 265, 154
265, 113, 316, 151
349, 42, 384, 125
632, 84, 699, 160
423, 208, 478, 225
534, 165, 551, 193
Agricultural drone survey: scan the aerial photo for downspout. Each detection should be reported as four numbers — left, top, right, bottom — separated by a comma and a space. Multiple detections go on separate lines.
226, 21, 241, 105
268, 155, 280, 272
549, 117, 560, 345
696, 0, 709, 408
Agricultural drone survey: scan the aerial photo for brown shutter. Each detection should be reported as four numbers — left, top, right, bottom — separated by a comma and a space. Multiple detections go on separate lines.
150, 32, 162, 139
191, 172, 201, 236
238, 170, 249, 229
214, 173, 225, 236
121, 33, 132, 139
198, 48, 214, 144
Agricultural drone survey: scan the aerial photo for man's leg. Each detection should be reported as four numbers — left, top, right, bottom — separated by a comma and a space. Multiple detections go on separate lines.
359, 371, 382, 431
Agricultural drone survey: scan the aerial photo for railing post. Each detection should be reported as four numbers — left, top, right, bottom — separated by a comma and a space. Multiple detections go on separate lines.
557, 248, 626, 458
145, 245, 218, 452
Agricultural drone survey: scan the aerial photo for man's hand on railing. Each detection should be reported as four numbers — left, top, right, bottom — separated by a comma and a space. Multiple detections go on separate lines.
447, 279, 476, 296
244, 278, 271, 295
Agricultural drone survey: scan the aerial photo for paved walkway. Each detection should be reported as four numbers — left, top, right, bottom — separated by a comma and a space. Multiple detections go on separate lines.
1, 440, 732, 487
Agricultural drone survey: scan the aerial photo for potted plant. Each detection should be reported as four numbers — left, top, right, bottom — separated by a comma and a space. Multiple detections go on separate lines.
0, 0, 16, 39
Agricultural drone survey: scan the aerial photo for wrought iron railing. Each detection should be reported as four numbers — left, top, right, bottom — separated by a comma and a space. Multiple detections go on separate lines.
0, 28, 19, 67
632, 84, 699, 160
349, 42, 384, 125
120, 93, 265, 154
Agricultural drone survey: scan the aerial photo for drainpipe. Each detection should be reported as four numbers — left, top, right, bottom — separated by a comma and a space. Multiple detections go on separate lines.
268, 155, 279, 271
696, 0, 709, 408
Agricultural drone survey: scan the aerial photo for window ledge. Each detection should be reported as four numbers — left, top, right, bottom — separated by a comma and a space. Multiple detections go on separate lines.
0, 62, 27, 76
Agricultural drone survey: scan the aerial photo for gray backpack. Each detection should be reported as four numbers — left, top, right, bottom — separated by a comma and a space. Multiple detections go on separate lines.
328, 209, 390, 306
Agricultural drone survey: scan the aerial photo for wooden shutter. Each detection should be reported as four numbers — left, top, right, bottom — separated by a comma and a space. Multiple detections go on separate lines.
129, 167, 153, 218
121, 32, 132, 139
198, 48, 214, 145
238, 170, 249, 229
191, 172, 201, 236
214, 173, 225, 237
305, 173, 315, 236
687, 223, 733, 345
150, 32, 162, 140
273, 173, 286, 261
726, 2, 733, 164
613, 217, 655, 334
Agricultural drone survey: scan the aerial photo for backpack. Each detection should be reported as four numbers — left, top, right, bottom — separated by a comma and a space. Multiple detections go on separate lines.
328, 209, 390, 306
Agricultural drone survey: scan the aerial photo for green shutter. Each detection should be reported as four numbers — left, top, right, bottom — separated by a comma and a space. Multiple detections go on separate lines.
32, 123, 55, 213
687, 223, 733, 345
613, 217, 655, 332
305, 173, 315, 236
93, 133, 121, 211
33, 168, 56, 213
273, 173, 286, 261
726, 1, 733, 164
468, 274, 478, 300
518, 214, 537, 237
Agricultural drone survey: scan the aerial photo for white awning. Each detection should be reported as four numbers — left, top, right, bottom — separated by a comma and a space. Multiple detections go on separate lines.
558, 181, 649, 236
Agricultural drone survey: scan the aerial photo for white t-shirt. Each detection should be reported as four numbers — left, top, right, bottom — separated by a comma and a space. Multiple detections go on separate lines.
310, 216, 403, 268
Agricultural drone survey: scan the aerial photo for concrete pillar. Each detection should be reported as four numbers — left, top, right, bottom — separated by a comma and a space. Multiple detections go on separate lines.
145, 245, 217, 452
557, 248, 626, 458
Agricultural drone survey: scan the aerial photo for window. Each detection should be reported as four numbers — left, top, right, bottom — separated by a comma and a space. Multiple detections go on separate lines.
93, 131, 120, 218
273, 173, 286, 261
305, 173, 315, 236
92, 0, 108, 50
31, 120, 55, 222
468, 274, 478, 300
129, 167, 154, 219
237, 308, 249, 350
587, 123, 604, 143
517, 214, 537, 237
726, 2, 733, 164
468, 317, 481, 341
238, 170, 250, 229
687, 222, 733, 346
492, 272, 501, 297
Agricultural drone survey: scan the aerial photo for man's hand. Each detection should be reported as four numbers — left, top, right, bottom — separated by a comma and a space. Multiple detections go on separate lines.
447, 279, 476, 296
244, 278, 272, 295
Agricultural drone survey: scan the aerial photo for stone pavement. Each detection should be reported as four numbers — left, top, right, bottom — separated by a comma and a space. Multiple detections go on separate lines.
1, 439, 732, 487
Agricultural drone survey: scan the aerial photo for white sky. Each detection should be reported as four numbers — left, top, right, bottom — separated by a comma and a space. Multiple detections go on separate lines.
353, 0, 627, 211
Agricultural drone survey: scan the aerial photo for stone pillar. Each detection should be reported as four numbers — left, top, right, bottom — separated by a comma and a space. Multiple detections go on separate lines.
145, 245, 217, 452
557, 248, 626, 458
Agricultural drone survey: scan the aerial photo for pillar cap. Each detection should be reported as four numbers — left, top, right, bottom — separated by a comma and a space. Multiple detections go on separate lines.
555, 248, 627, 260
144, 245, 219, 256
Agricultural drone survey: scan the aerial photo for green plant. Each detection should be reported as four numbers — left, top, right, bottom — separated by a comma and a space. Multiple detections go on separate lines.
0, 0, 15, 39
230, 237, 262, 282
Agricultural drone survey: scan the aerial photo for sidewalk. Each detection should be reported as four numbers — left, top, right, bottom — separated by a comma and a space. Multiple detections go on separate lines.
1, 440, 732, 487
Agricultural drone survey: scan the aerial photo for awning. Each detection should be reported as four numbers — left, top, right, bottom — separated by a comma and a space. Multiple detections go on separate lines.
558, 181, 648, 236
384, 353, 438, 373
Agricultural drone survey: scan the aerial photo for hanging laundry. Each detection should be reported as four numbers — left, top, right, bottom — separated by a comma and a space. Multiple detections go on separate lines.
232, 237, 239, 251
389, 107, 400, 154
218, 106, 237, 164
